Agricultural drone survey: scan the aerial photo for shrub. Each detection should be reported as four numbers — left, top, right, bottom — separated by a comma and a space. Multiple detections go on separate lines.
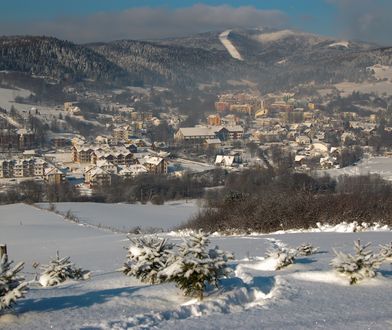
330, 240, 384, 284
38, 251, 90, 287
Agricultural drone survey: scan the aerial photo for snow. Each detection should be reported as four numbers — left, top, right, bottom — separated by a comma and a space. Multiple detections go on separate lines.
255, 29, 298, 42
367, 64, 392, 81
38, 273, 53, 287
0, 203, 392, 329
328, 41, 350, 48
320, 156, 392, 181
37, 200, 200, 232
219, 30, 244, 61
172, 158, 215, 173
0, 87, 31, 111
335, 80, 392, 97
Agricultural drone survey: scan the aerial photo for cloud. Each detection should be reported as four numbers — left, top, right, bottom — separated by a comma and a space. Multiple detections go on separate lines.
0, 5, 288, 43
327, 0, 392, 45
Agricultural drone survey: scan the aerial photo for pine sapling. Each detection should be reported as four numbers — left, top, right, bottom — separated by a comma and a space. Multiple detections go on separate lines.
296, 243, 318, 256
265, 247, 295, 270
159, 230, 233, 300
330, 240, 384, 285
39, 251, 90, 287
208, 245, 234, 287
0, 254, 28, 311
121, 236, 174, 284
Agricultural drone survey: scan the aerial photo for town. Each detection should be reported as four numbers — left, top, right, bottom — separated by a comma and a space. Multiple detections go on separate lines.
1, 75, 392, 201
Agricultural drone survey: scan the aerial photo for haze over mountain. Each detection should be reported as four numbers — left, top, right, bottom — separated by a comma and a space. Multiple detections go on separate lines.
1, 28, 391, 91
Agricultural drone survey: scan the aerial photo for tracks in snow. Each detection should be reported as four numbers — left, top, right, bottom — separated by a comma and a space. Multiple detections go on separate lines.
85, 265, 287, 329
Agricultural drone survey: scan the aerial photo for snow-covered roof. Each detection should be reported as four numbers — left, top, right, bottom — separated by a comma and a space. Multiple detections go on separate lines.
205, 139, 222, 144
178, 125, 243, 137
143, 156, 164, 166
295, 155, 306, 162
178, 127, 216, 137
118, 164, 148, 176
96, 159, 115, 168
45, 167, 63, 176
215, 155, 235, 166
89, 167, 111, 177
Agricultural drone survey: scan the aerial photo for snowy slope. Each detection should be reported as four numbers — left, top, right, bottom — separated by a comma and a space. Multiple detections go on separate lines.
0, 203, 125, 273
37, 201, 200, 232
328, 41, 350, 48
321, 156, 392, 181
219, 30, 244, 61
0, 203, 391, 329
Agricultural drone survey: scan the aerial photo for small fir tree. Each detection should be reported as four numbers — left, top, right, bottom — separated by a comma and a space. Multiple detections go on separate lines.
330, 240, 384, 284
296, 243, 318, 256
0, 254, 28, 311
39, 251, 90, 287
121, 236, 174, 284
160, 230, 233, 300
265, 247, 295, 270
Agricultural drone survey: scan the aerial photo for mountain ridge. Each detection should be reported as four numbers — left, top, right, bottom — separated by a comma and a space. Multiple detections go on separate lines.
1, 28, 392, 91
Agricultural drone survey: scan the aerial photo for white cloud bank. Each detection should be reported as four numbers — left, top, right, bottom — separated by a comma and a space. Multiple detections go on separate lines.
0, 5, 288, 43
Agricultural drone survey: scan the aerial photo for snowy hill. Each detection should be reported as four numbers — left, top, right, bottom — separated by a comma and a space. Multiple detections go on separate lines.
0, 203, 391, 329
37, 201, 200, 233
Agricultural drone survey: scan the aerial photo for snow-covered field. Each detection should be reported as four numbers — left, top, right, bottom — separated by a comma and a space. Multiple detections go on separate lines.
172, 158, 215, 173
0, 203, 392, 329
0, 87, 31, 111
335, 80, 392, 96
367, 64, 392, 81
37, 201, 200, 232
320, 156, 392, 181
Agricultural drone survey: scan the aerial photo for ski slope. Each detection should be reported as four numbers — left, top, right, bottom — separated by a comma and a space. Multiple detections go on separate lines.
219, 30, 244, 61
0, 203, 391, 329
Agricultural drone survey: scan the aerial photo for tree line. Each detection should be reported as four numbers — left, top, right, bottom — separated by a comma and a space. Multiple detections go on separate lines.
183, 167, 392, 233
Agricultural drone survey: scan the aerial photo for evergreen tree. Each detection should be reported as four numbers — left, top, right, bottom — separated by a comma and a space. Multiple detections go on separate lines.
331, 240, 384, 284
160, 230, 233, 300
296, 243, 318, 256
0, 254, 28, 311
265, 247, 295, 270
121, 236, 173, 284
39, 251, 90, 287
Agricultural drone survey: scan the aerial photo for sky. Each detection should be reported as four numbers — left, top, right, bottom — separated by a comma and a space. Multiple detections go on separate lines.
0, 0, 391, 45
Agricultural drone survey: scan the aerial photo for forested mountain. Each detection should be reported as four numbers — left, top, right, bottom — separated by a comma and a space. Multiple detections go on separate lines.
0, 36, 129, 83
1, 29, 392, 91
87, 40, 241, 87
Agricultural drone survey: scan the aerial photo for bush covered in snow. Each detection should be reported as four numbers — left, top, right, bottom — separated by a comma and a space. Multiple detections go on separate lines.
0, 254, 28, 311
296, 243, 318, 256
379, 242, 392, 260
39, 251, 90, 287
330, 240, 384, 285
159, 230, 233, 300
265, 247, 295, 270
121, 236, 174, 284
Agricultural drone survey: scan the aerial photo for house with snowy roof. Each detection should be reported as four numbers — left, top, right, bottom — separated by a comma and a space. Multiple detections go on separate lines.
142, 156, 168, 174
